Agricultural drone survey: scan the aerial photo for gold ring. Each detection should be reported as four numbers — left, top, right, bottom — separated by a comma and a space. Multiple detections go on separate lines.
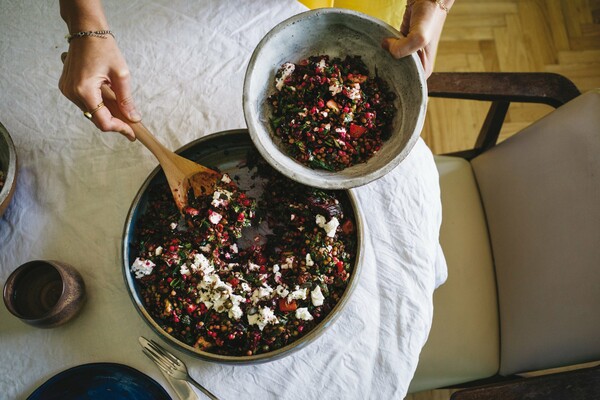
83, 102, 105, 120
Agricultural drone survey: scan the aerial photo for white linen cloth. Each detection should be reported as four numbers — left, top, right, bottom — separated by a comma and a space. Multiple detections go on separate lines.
0, 1, 446, 399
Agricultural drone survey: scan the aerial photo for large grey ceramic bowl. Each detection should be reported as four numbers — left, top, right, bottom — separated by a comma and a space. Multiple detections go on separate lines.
122, 129, 364, 364
0, 121, 17, 218
243, 8, 427, 189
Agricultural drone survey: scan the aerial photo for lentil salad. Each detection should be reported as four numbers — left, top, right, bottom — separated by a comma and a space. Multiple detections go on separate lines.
269, 55, 397, 171
130, 155, 357, 357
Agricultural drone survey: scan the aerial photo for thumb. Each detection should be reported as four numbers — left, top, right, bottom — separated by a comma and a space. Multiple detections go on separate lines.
382, 36, 423, 60
110, 75, 142, 123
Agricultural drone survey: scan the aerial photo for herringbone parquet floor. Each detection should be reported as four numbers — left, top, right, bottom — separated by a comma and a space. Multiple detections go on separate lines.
422, 0, 600, 155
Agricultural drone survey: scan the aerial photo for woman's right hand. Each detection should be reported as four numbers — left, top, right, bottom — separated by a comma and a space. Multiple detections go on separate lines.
59, 0, 140, 140
59, 36, 141, 141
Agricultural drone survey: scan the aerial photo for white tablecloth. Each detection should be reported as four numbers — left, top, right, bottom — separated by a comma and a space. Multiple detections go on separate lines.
0, 1, 446, 399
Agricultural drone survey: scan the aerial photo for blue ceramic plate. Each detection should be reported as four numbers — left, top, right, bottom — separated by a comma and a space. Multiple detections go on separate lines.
27, 363, 171, 400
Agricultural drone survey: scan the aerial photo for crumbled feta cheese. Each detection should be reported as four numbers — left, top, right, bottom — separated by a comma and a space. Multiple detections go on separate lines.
248, 306, 279, 330
275, 285, 289, 298
131, 258, 155, 278
155, 246, 163, 256
193, 253, 214, 276
180, 265, 191, 276
211, 190, 232, 208
170, 222, 178, 230
305, 253, 314, 267
295, 307, 314, 321
251, 284, 274, 304
208, 210, 223, 224
311, 286, 325, 306
315, 214, 340, 237
221, 173, 231, 184
241, 282, 252, 292
272, 264, 280, 273
288, 286, 308, 301
345, 83, 362, 100
229, 305, 243, 320
329, 82, 342, 96
276, 62, 295, 91
316, 58, 326, 71
230, 243, 238, 254
247, 261, 260, 272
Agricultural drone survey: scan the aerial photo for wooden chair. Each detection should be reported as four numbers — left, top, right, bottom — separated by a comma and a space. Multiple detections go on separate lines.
408, 72, 600, 397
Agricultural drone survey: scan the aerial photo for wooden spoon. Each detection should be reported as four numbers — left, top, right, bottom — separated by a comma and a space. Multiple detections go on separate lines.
99, 85, 222, 212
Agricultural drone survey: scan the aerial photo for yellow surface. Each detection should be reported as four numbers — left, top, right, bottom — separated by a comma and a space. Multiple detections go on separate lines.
298, 0, 406, 28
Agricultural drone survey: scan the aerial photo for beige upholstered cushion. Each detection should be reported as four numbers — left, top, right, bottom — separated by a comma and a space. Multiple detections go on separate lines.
409, 156, 499, 393
471, 90, 600, 375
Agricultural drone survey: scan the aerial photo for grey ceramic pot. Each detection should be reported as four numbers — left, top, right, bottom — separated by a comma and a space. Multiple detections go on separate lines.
122, 129, 364, 364
0, 121, 17, 218
243, 8, 427, 189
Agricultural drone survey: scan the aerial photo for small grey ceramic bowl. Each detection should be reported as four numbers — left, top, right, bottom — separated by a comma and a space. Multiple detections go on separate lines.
0, 121, 17, 218
243, 8, 427, 189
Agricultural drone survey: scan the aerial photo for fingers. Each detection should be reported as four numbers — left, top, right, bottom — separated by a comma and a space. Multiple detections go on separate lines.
59, 46, 138, 141
88, 104, 137, 142
382, 35, 426, 60
382, 0, 448, 78
75, 78, 137, 141
110, 69, 142, 123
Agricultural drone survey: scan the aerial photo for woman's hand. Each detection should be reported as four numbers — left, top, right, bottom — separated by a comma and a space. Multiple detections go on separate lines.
382, 0, 453, 78
59, 0, 140, 140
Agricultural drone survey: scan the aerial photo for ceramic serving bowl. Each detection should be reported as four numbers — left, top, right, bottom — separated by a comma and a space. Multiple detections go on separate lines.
243, 8, 427, 189
122, 129, 364, 364
0, 121, 17, 218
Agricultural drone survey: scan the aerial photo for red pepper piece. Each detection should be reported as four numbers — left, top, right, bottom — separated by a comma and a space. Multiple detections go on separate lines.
349, 123, 367, 138
341, 219, 354, 235
227, 277, 239, 287
279, 298, 298, 312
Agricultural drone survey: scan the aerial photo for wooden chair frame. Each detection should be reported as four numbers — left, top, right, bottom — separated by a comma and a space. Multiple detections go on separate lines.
427, 72, 581, 159
424, 72, 599, 399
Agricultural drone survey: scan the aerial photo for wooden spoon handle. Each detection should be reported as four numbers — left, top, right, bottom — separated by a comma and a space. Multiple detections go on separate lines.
99, 85, 177, 167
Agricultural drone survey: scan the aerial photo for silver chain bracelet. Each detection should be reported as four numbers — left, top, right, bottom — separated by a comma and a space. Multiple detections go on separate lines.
65, 30, 114, 43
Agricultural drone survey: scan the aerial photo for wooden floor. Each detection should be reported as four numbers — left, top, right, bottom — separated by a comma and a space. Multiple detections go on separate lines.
408, 1, 598, 399
422, 0, 600, 155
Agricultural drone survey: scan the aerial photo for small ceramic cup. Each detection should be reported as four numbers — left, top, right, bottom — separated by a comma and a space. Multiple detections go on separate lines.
3, 260, 86, 328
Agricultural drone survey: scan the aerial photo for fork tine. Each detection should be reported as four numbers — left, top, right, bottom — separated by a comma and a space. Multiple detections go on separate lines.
142, 346, 176, 373
149, 339, 181, 366
145, 340, 178, 367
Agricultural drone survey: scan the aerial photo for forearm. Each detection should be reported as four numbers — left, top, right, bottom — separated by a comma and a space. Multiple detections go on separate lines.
60, 0, 109, 33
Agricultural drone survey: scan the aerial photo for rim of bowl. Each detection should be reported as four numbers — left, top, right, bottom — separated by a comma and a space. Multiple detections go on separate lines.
0, 121, 17, 206
122, 129, 365, 364
243, 8, 427, 190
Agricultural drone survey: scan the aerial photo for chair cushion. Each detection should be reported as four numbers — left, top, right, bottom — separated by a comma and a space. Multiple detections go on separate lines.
471, 90, 600, 375
409, 155, 499, 393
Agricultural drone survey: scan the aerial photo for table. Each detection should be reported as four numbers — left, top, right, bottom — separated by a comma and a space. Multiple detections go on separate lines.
0, 1, 446, 399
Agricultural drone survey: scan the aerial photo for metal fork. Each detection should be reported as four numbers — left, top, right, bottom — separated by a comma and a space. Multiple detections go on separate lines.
139, 336, 220, 400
